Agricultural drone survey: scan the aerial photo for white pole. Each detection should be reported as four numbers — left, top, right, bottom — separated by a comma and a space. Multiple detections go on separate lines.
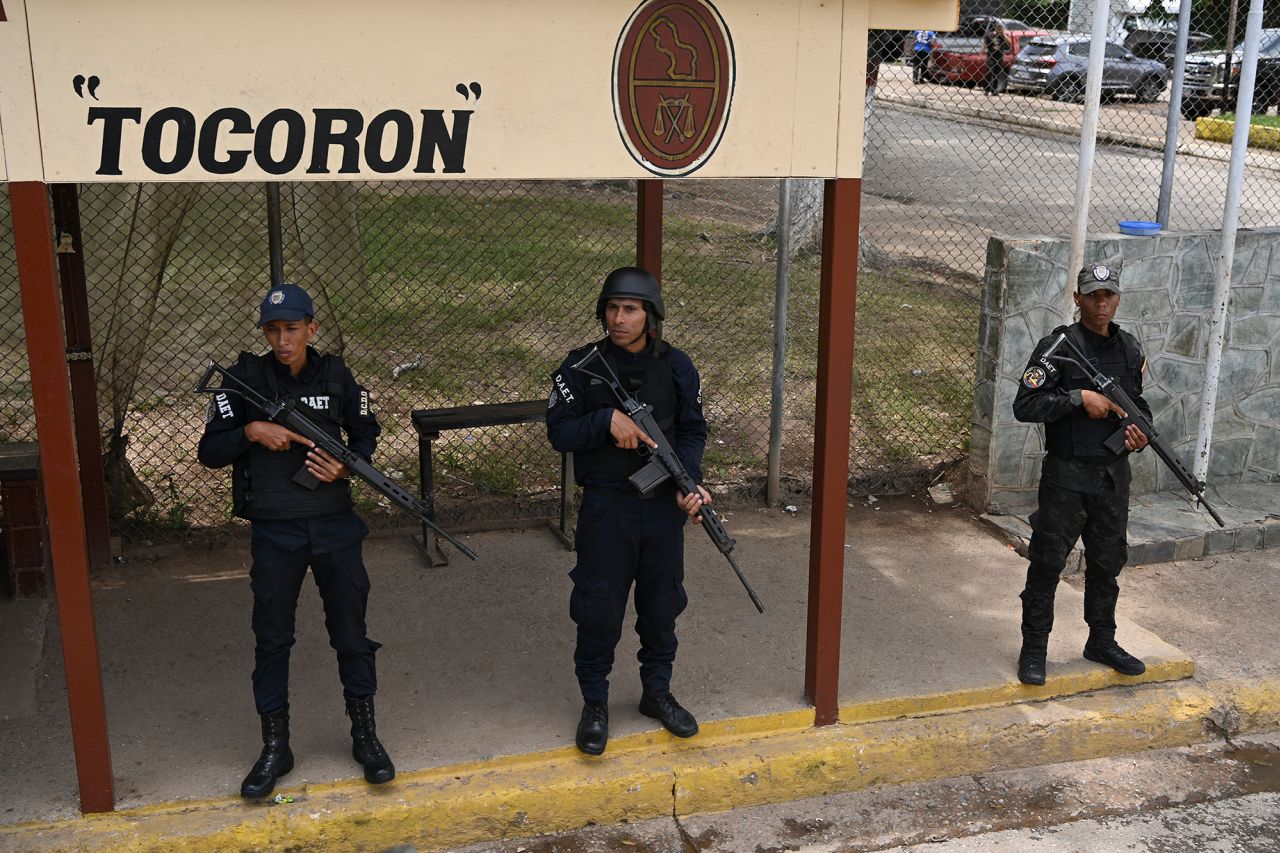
1156, 0, 1195, 226
1194, 0, 1263, 484
1065, 0, 1112, 323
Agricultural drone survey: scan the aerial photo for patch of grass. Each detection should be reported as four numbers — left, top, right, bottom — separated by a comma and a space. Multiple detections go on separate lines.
1221, 112, 1280, 128
132, 473, 192, 530
36, 181, 978, 528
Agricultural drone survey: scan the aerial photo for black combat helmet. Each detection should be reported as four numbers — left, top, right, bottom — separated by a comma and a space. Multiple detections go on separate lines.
595, 267, 665, 338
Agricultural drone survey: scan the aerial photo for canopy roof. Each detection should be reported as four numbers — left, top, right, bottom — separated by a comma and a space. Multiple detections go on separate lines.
0, 0, 956, 183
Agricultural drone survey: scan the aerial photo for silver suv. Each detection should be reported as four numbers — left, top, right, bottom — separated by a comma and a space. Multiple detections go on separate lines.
1008, 36, 1168, 103
1180, 28, 1280, 119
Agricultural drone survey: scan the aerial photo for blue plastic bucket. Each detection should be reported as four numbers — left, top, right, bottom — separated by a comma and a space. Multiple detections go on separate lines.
1118, 220, 1161, 237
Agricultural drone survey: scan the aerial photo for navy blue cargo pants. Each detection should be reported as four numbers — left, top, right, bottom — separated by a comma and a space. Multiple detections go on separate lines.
248, 536, 380, 714
570, 487, 689, 703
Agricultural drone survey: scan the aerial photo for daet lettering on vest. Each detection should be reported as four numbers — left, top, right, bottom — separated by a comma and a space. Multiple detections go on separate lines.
300, 395, 330, 411
87, 104, 474, 177
553, 373, 576, 405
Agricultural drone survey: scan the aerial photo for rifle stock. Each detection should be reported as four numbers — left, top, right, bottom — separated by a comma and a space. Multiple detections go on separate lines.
195, 362, 479, 560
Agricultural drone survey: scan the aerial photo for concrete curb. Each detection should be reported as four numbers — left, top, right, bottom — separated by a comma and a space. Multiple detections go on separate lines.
877, 92, 1280, 177
982, 511, 1280, 572
8, 668, 1278, 853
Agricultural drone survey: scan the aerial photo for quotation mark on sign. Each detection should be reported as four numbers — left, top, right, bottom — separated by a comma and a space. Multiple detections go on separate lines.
72, 74, 101, 99
454, 82, 482, 101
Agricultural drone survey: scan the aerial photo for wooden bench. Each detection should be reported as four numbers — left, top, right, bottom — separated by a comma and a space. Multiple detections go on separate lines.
0, 443, 49, 598
410, 401, 573, 566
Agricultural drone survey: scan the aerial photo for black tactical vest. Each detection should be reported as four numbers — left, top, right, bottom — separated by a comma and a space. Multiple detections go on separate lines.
231, 350, 352, 520
574, 339, 678, 487
1045, 324, 1145, 459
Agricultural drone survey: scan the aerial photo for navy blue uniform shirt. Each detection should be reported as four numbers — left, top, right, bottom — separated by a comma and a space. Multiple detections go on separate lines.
546, 341, 707, 486
198, 348, 380, 552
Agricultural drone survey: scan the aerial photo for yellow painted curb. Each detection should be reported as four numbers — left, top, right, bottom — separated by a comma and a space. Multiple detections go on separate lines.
1195, 116, 1280, 150
7, 673, 1277, 853
838, 655, 1196, 725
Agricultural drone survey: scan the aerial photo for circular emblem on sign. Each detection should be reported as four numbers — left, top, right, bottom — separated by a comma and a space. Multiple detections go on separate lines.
269, 290, 285, 304
1022, 366, 1047, 389
1092, 265, 1111, 282
613, 0, 735, 177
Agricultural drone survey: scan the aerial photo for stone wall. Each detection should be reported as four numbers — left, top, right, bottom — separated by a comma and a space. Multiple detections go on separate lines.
969, 229, 1280, 514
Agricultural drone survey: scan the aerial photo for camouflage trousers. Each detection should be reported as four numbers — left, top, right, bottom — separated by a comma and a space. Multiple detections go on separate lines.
1020, 476, 1129, 648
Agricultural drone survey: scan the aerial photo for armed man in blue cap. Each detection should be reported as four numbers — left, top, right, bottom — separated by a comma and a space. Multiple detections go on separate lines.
546, 267, 709, 756
198, 283, 394, 798
1012, 263, 1151, 687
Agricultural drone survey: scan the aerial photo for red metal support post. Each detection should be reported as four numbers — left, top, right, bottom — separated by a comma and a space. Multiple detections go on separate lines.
637, 179, 663, 281
804, 177, 861, 727
51, 183, 113, 570
10, 181, 115, 813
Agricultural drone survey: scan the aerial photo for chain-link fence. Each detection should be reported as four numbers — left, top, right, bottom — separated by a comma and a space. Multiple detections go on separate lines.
0, 188, 31, 450
0, 177, 979, 537
866, 1, 1280, 279
4, 1, 1278, 537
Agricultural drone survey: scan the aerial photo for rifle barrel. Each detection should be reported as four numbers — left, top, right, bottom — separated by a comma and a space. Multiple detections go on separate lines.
726, 550, 766, 613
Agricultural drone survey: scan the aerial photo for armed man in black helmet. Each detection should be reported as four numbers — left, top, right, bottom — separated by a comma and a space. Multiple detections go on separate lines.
1012, 263, 1151, 687
546, 267, 709, 755
198, 283, 394, 799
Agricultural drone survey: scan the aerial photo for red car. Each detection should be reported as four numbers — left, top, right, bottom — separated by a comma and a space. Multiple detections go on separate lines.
928, 26, 1051, 86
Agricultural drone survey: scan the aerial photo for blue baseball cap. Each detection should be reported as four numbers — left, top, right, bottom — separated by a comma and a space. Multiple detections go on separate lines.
258, 283, 315, 325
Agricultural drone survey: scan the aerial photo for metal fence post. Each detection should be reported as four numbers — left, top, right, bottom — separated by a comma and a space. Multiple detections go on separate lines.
1065, 0, 1112, 323
266, 183, 284, 287
1194, 0, 1263, 485
1156, 0, 1195, 227
51, 183, 113, 570
766, 179, 793, 507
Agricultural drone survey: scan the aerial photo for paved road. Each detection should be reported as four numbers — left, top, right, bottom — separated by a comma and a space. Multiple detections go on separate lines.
881, 793, 1280, 852
861, 102, 1280, 275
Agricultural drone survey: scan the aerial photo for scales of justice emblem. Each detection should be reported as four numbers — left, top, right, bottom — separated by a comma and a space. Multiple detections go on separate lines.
613, 0, 735, 177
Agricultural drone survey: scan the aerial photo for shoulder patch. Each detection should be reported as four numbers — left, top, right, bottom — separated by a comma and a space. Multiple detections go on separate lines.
1022, 366, 1047, 389
553, 372, 576, 405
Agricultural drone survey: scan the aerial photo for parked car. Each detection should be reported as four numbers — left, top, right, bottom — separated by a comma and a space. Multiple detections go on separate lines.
902, 15, 1034, 61
957, 16, 1032, 38
1180, 28, 1280, 119
1115, 14, 1211, 67
928, 25, 1051, 86
1007, 36, 1169, 103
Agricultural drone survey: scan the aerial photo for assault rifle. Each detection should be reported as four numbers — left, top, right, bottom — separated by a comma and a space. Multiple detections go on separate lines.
195, 362, 478, 560
570, 346, 765, 613
1041, 329, 1226, 528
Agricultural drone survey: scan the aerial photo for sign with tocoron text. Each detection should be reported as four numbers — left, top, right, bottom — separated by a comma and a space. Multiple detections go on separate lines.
0, 0, 957, 183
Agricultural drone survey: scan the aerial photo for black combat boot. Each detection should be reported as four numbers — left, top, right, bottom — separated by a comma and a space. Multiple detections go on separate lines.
576, 700, 609, 755
639, 692, 699, 738
241, 706, 294, 799
1017, 638, 1048, 686
1083, 636, 1146, 676
1018, 585, 1056, 686
346, 695, 395, 784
